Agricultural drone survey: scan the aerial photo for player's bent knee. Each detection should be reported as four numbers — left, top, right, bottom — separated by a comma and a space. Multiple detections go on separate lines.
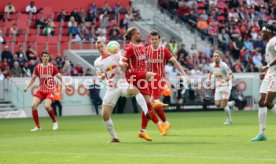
44, 105, 51, 111
258, 101, 265, 107
102, 112, 110, 121
31, 103, 39, 110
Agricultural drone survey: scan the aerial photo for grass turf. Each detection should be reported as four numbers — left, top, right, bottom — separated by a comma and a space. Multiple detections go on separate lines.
0, 111, 276, 164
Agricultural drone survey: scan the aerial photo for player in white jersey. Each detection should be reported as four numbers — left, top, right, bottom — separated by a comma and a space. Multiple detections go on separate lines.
207, 50, 235, 125
94, 40, 152, 143
251, 24, 276, 141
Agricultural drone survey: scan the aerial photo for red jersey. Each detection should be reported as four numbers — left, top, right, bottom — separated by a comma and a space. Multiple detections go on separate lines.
33, 63, 59, 93
123, 42, 146, 73
145, 45, 173, 78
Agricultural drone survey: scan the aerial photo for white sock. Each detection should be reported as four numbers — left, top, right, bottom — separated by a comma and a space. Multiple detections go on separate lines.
228, 101, 233, 107
224, 106, 232, 121
258, 107, 267, 135
135, 93, 148, 114
270, 105, 276, 113
154, 99, 160, 102
104, 119, 118, 139
163, 121, 169, 125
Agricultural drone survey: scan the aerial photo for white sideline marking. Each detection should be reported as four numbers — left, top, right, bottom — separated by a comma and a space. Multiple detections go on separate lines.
2, 151, 276, 161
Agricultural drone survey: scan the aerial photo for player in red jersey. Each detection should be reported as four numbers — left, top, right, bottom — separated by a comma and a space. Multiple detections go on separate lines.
24, 51, 70, 132
145, 31, 188, 135
122, 27, 167, 141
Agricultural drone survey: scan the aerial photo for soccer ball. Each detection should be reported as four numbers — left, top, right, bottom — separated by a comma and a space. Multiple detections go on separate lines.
107, 41, 120, 54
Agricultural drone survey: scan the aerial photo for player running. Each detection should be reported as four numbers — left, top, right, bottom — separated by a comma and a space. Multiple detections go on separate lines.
24, 51, 70, 131
251, 24, 276, 141
94, 40, 152, 143
122, 27, 168, 141
145, 30, 188, 135
207, 50, 235, 125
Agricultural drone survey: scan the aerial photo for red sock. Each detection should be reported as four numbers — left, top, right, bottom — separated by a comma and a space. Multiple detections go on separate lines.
147, 103, 159, 124
141, 112, 149, 129
155, 107, 167, 122
32, 109, 40, 128
48, 109, 57, 123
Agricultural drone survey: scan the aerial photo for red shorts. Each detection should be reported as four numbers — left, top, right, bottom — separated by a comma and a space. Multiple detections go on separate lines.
126, 71, 149, 95
148, 79, 166, 100
35, 90, 54, 102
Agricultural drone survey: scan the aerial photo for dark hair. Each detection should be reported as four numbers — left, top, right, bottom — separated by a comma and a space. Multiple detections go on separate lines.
41, 50, 50, 56
263, 24, 276, 34
125, 27, 138, 41
150, 30, 161, 39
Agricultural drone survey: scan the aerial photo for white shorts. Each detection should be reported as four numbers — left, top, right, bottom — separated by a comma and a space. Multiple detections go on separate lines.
102, 82, 130, 107
215, 86, 231, 101
260, 75, 276, 93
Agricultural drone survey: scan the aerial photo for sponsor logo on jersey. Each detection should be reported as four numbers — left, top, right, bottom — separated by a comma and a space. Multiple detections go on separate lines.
147, 59, 163, 63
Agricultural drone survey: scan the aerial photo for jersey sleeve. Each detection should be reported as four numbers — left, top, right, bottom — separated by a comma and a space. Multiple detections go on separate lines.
164, 47, 173, 61
223, 62, 232, 74
33, 65, 39, 76
122, 45, 133, 59
273, 39, 276, 51
94, 60, 103, 75
52, 65, 59, 76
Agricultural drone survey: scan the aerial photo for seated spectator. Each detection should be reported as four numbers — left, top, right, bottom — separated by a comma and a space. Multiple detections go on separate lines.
1, 45, 13, 62
0, 30, 6, 44
243, 37, 255, 52
43, 21, 55, 36
88, 27, 97, 42
97, 31, 107, 43
231, 84, 247, 110
84, 68, 93, 76
79, 8, 87, 23
35, 8, 44, 21
70, 8, 81, 23
246, 63, 258, 72
177, 43, 188, 61
120, 13, 129, 30
0, 58, 10, 78
97, 24, 107, 37
25, 1, 37, 14
57, 9, 70, 22
89, 2, 98, 15
197, 17, 209, 36
252, 52, 263, 70
109, 30, 121, 41
102, 1, 112, 13
55, 54, 64, 70
229, 25, 241, 39
228, 8, 239, 23
109, 25, 120, 37
11, 62, 22, 77
9, 23, 22, 36
102, 16, 110, 28
167, 37, 179, 58
86, 11, 96, 23
254, 35, 265, 54
176, 2, 190, 22
22, 62, 32, 77
99, 11, 107, 27
128, 1, 141, 20
16, 46, 27, 61
208, 21, 218, 44
26, 45, 37, 61
218, 28, 231, 51
232, 36, 245, 60
4, 2, 16, 14
34, 16, 45, 29
77, 22, 89, 40
68, 16, 79, 36
62, 56, 73, 76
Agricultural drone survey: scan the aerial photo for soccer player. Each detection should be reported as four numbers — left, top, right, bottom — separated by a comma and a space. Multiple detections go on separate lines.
94, 40, 152, 143
145, 31, 188, 135
251, 24, 276, 141
24, 51, 70, 131
207, 50, 235, 125
122, 27, 167, 141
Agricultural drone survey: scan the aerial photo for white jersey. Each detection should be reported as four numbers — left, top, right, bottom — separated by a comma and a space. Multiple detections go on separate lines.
94, 53, 126, 87
265, 36, 276, 75
209, 61, 232, 87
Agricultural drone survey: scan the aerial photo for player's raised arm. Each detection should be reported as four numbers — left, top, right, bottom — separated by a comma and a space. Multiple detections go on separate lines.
169, 57, 186, 77
55, 73, 70, 92
23, 74, 37, 92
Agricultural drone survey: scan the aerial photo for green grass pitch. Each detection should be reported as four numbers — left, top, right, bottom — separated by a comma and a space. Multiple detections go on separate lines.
1, 111, 276, 164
